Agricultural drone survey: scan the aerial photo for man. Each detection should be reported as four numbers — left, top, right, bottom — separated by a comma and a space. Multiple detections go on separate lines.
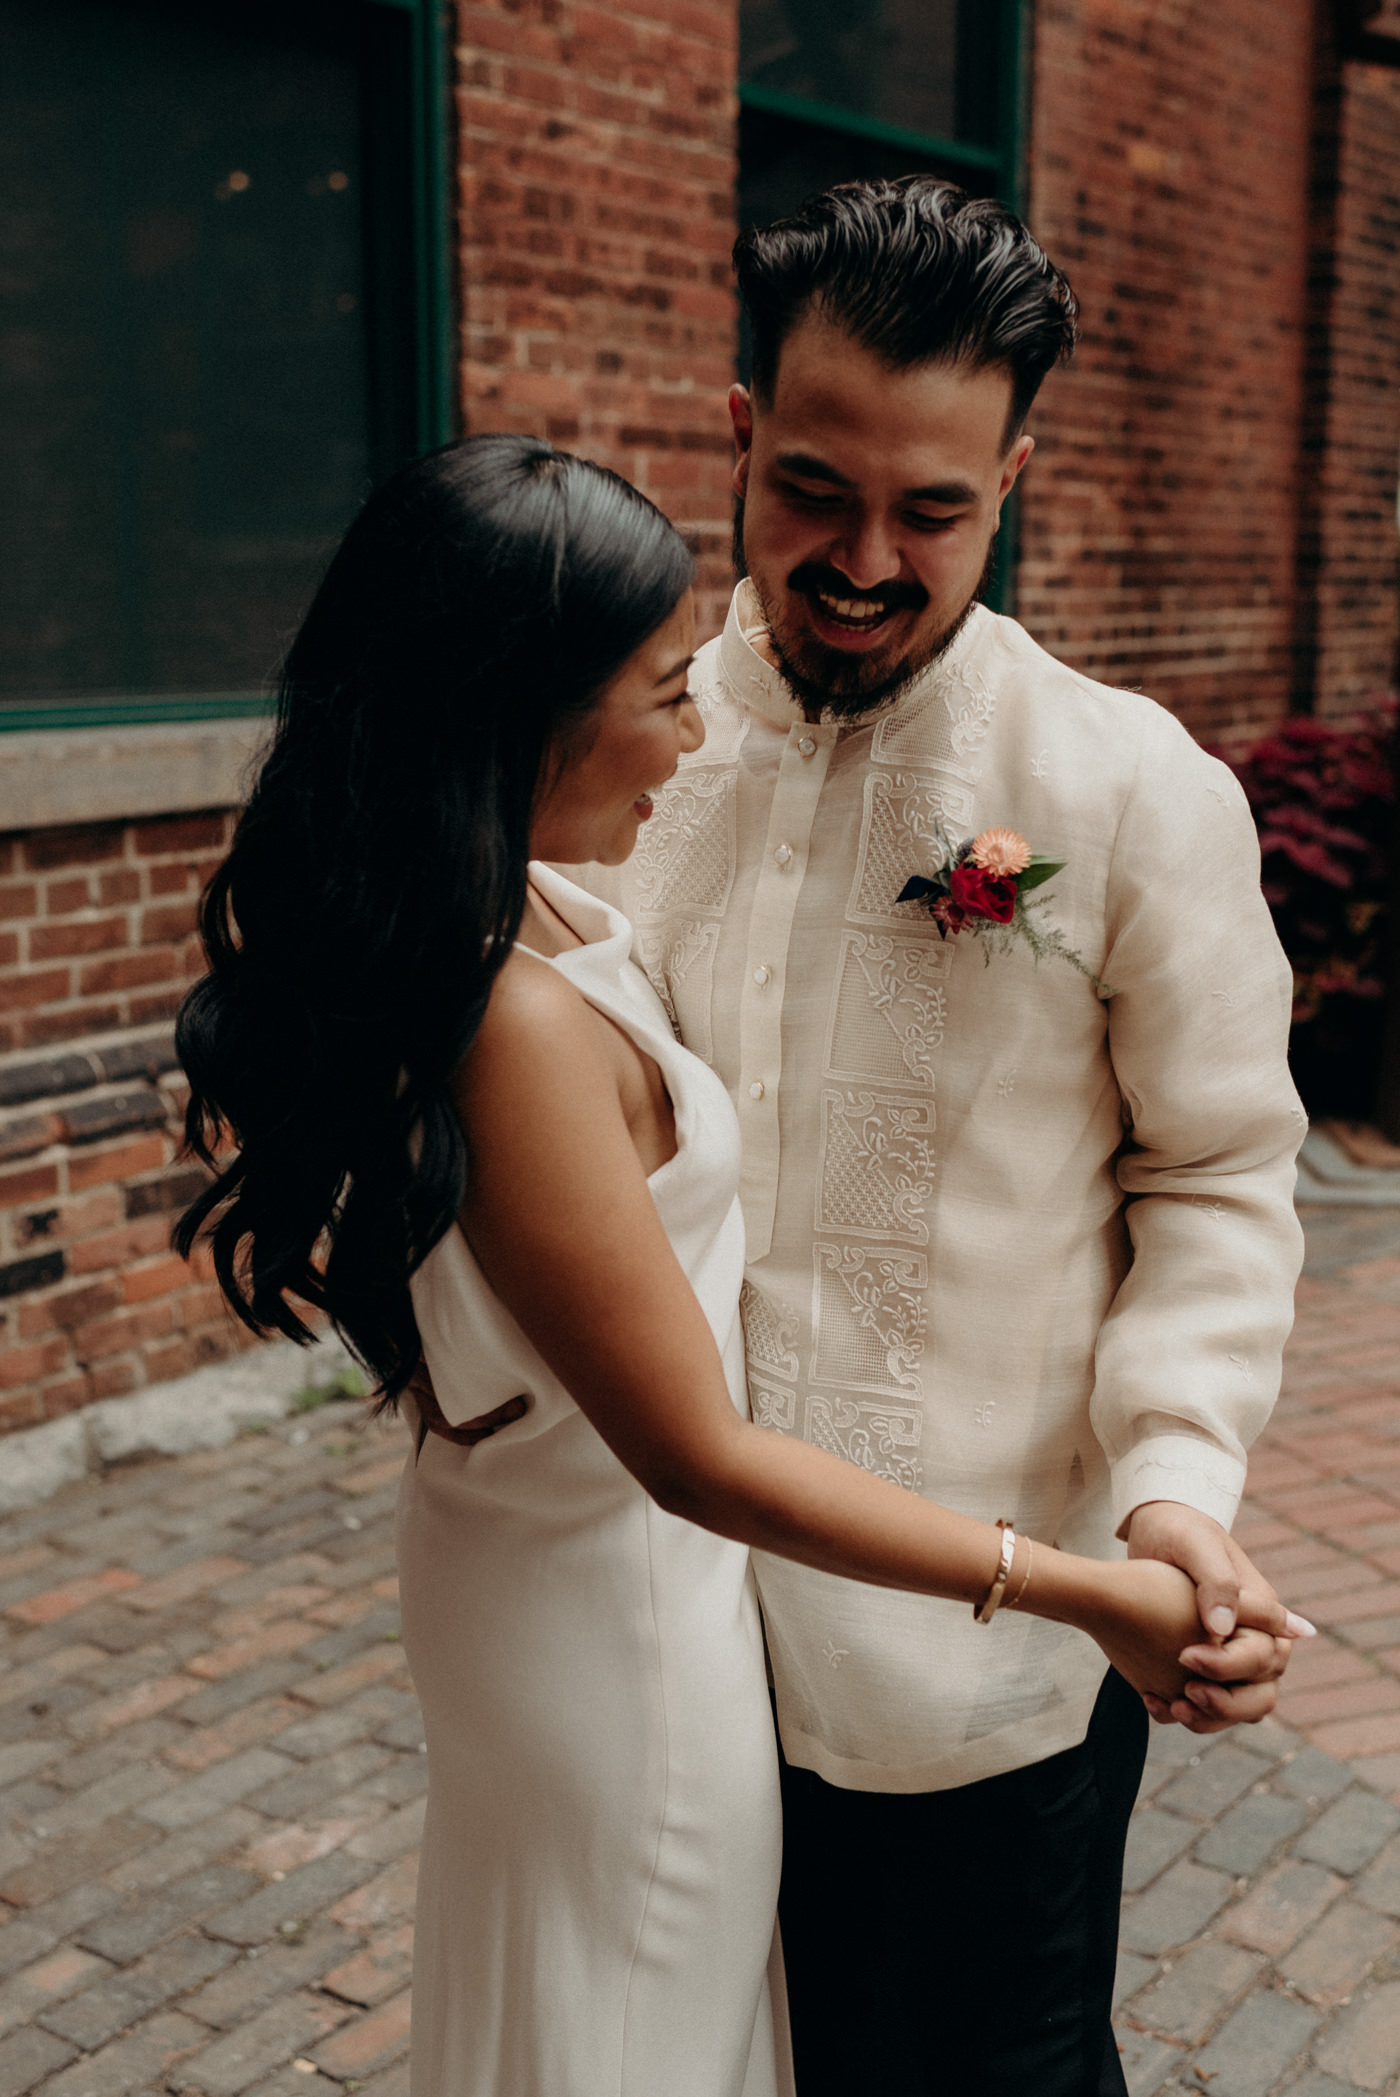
581, 179, 1307, 2094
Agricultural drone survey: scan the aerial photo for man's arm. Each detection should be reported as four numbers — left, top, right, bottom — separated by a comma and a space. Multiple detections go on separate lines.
1092, 705, 1308, 1724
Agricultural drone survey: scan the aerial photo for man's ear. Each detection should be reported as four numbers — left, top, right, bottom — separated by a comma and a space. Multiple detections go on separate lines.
729, 384, 755, 500
997, 431, 1034, 514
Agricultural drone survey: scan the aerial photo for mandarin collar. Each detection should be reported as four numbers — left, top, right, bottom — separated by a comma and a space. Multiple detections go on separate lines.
716, 578, 991, 734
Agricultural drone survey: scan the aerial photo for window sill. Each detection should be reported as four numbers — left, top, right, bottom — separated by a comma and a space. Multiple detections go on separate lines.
0, 718, 270, 834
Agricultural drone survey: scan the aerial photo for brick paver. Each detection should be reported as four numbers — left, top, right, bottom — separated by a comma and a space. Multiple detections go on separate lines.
0, 1395, 415, 2096
0, 1201, 1398, 2093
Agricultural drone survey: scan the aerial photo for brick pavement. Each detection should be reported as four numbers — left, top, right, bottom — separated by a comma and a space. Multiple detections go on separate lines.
0, 1204, 1397, 2094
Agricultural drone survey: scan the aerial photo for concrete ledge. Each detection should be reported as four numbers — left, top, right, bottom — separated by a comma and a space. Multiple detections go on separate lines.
0, 1334, 363, 1514
0, 718, 270, 832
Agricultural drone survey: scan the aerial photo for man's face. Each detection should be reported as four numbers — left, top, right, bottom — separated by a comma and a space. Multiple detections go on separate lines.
730, 314, 1034, 717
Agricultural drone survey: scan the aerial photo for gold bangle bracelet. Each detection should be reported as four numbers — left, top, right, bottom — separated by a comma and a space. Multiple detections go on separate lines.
1005, 1537, 1034, 1612
974, 1519, 1017, 1624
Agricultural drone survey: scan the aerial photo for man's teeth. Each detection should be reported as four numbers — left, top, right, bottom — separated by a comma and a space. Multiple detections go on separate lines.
816, 592, 889, 624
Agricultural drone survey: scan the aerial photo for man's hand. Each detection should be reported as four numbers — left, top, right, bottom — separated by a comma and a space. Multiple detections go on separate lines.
1126, 1499, 1315, 1733
404, 1358, 528, 1457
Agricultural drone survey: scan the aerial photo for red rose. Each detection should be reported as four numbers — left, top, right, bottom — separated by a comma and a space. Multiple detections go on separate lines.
949, 862, 1017, 923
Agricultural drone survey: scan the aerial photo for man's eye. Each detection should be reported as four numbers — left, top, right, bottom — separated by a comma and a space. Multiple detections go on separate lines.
781, 483, 843, 508
907, 512, 959, 533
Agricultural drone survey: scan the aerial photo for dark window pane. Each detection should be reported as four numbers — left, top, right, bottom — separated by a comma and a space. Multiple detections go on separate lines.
740, 0, 999, 151
0, 0, 394, 703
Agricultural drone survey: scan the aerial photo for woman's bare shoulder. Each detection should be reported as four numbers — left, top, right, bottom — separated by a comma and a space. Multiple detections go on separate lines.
458, 948, 610, 1108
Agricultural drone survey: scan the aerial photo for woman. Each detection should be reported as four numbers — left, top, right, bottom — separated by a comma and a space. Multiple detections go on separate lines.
177, 436, 1291, 2097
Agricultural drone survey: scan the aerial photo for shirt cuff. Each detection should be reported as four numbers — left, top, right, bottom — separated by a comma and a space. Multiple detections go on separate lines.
1110, 1431, 1247, 1539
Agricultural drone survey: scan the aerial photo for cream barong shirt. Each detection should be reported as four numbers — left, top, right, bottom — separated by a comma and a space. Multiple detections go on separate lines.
577, 582, 1305, 1795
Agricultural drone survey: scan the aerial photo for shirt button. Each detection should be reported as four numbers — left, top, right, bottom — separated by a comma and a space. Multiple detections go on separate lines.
753, 965, 771, 986
748, 1080, 765, 1100
774, 843, 792, 867
798, 736, 816, 757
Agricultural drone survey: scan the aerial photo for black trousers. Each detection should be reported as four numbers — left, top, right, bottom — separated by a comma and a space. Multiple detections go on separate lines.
777, 1668, 1148, 2097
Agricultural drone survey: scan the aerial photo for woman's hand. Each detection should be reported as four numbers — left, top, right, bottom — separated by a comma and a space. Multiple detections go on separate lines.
1077, 1556, 1209, 1707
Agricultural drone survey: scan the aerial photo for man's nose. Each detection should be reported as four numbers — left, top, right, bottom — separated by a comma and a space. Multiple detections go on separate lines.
826, 516, 902, 593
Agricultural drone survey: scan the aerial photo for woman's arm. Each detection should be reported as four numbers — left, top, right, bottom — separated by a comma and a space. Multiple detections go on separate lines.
455, 957, 1291, 1703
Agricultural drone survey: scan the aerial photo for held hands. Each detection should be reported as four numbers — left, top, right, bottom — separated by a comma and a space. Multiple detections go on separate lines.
1125, 1500, 1315, 1733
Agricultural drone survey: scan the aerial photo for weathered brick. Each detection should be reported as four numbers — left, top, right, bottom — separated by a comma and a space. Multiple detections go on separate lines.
33, 2007, 206, 2096
1274, 1747, 1355, 1805
134, 1747, 295, 1833
1118, 1858, 1233, 1958
1219, 1860, 1347, 1957
1279, 1896, 1400, 2006
175, 1990, 350, 2097
1295, 1788, 1400, 1876
1196, 1790, 1309, 1875
1126, 1939, 1265, 2044
243, 1744, 395, 1823
1314, 1979, 1400, 2089
0, 2024, 76, 2095
76, 1864, 259, 1964
310, 1987, 411, 2080
204, 1850, 380, 1946
178, 1921, 353, 2031
320, 1923, 414, 2009
0, 1945, 111, 2041
1121, 1808, 1198, 1895
1189, 1989, 1321, 2097
35, 1933, 235, 2050
0, 1815, 149, 1910
1148, 1744, 1265, 1828
326, 1853, 417, 1935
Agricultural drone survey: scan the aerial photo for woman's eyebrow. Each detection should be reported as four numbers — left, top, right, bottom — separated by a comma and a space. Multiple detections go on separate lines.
654, 653, 695, 686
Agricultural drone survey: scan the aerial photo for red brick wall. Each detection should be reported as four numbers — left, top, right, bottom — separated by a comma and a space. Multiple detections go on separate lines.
0, 813, 250, 1432
1019, 0, 1317, 743
0, 813, 224, 1055
1304, 51, 1400, 718
452, 0, 740, 641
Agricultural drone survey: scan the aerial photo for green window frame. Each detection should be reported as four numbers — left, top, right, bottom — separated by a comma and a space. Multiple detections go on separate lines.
738, 0, 1029, 216
2, 0, 455, 736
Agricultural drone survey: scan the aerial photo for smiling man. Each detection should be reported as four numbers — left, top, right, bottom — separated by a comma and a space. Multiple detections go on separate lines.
582, 179, 1307, 2096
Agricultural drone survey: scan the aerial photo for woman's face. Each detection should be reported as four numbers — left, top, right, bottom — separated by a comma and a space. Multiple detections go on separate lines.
531, 591, 703, 867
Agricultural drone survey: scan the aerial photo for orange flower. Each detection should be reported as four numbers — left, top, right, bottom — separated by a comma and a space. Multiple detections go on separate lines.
969, 827, 1032, 878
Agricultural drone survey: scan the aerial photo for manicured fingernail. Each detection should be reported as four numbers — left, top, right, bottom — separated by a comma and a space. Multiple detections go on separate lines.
1207, 1606, 1236, 1636
1284, 1611, 1318, 1638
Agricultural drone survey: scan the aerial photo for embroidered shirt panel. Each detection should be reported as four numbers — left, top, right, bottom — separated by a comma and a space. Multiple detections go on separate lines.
578, 583, 1304, 1792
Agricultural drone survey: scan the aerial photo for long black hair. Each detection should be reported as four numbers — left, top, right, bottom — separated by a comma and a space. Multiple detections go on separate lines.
175, 435, 694, 1401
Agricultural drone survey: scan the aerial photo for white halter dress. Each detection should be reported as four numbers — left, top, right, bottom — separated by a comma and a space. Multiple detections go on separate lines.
396, 864, 790, 2097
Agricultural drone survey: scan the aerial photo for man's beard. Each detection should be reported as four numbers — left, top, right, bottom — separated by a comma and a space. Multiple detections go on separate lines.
732, 497, 992, 722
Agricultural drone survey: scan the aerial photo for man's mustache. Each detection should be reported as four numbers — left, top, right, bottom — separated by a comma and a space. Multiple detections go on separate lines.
786, 564, 929, 616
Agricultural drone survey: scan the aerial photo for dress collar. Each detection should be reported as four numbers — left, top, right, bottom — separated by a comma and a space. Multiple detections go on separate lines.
716, 578, 990, 732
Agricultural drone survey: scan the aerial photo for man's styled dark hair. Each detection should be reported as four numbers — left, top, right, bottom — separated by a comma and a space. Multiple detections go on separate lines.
734, 176, 1079, 439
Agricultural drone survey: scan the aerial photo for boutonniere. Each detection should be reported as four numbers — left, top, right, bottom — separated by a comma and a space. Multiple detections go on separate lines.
898, 824, 1110, 990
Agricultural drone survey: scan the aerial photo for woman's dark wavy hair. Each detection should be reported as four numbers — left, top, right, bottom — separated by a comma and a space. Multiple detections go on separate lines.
174, 434, 694, 1403
735, 175, 1079, 440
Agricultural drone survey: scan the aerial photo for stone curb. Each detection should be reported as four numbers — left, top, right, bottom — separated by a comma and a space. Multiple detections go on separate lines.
0, 1336, 362, 1515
